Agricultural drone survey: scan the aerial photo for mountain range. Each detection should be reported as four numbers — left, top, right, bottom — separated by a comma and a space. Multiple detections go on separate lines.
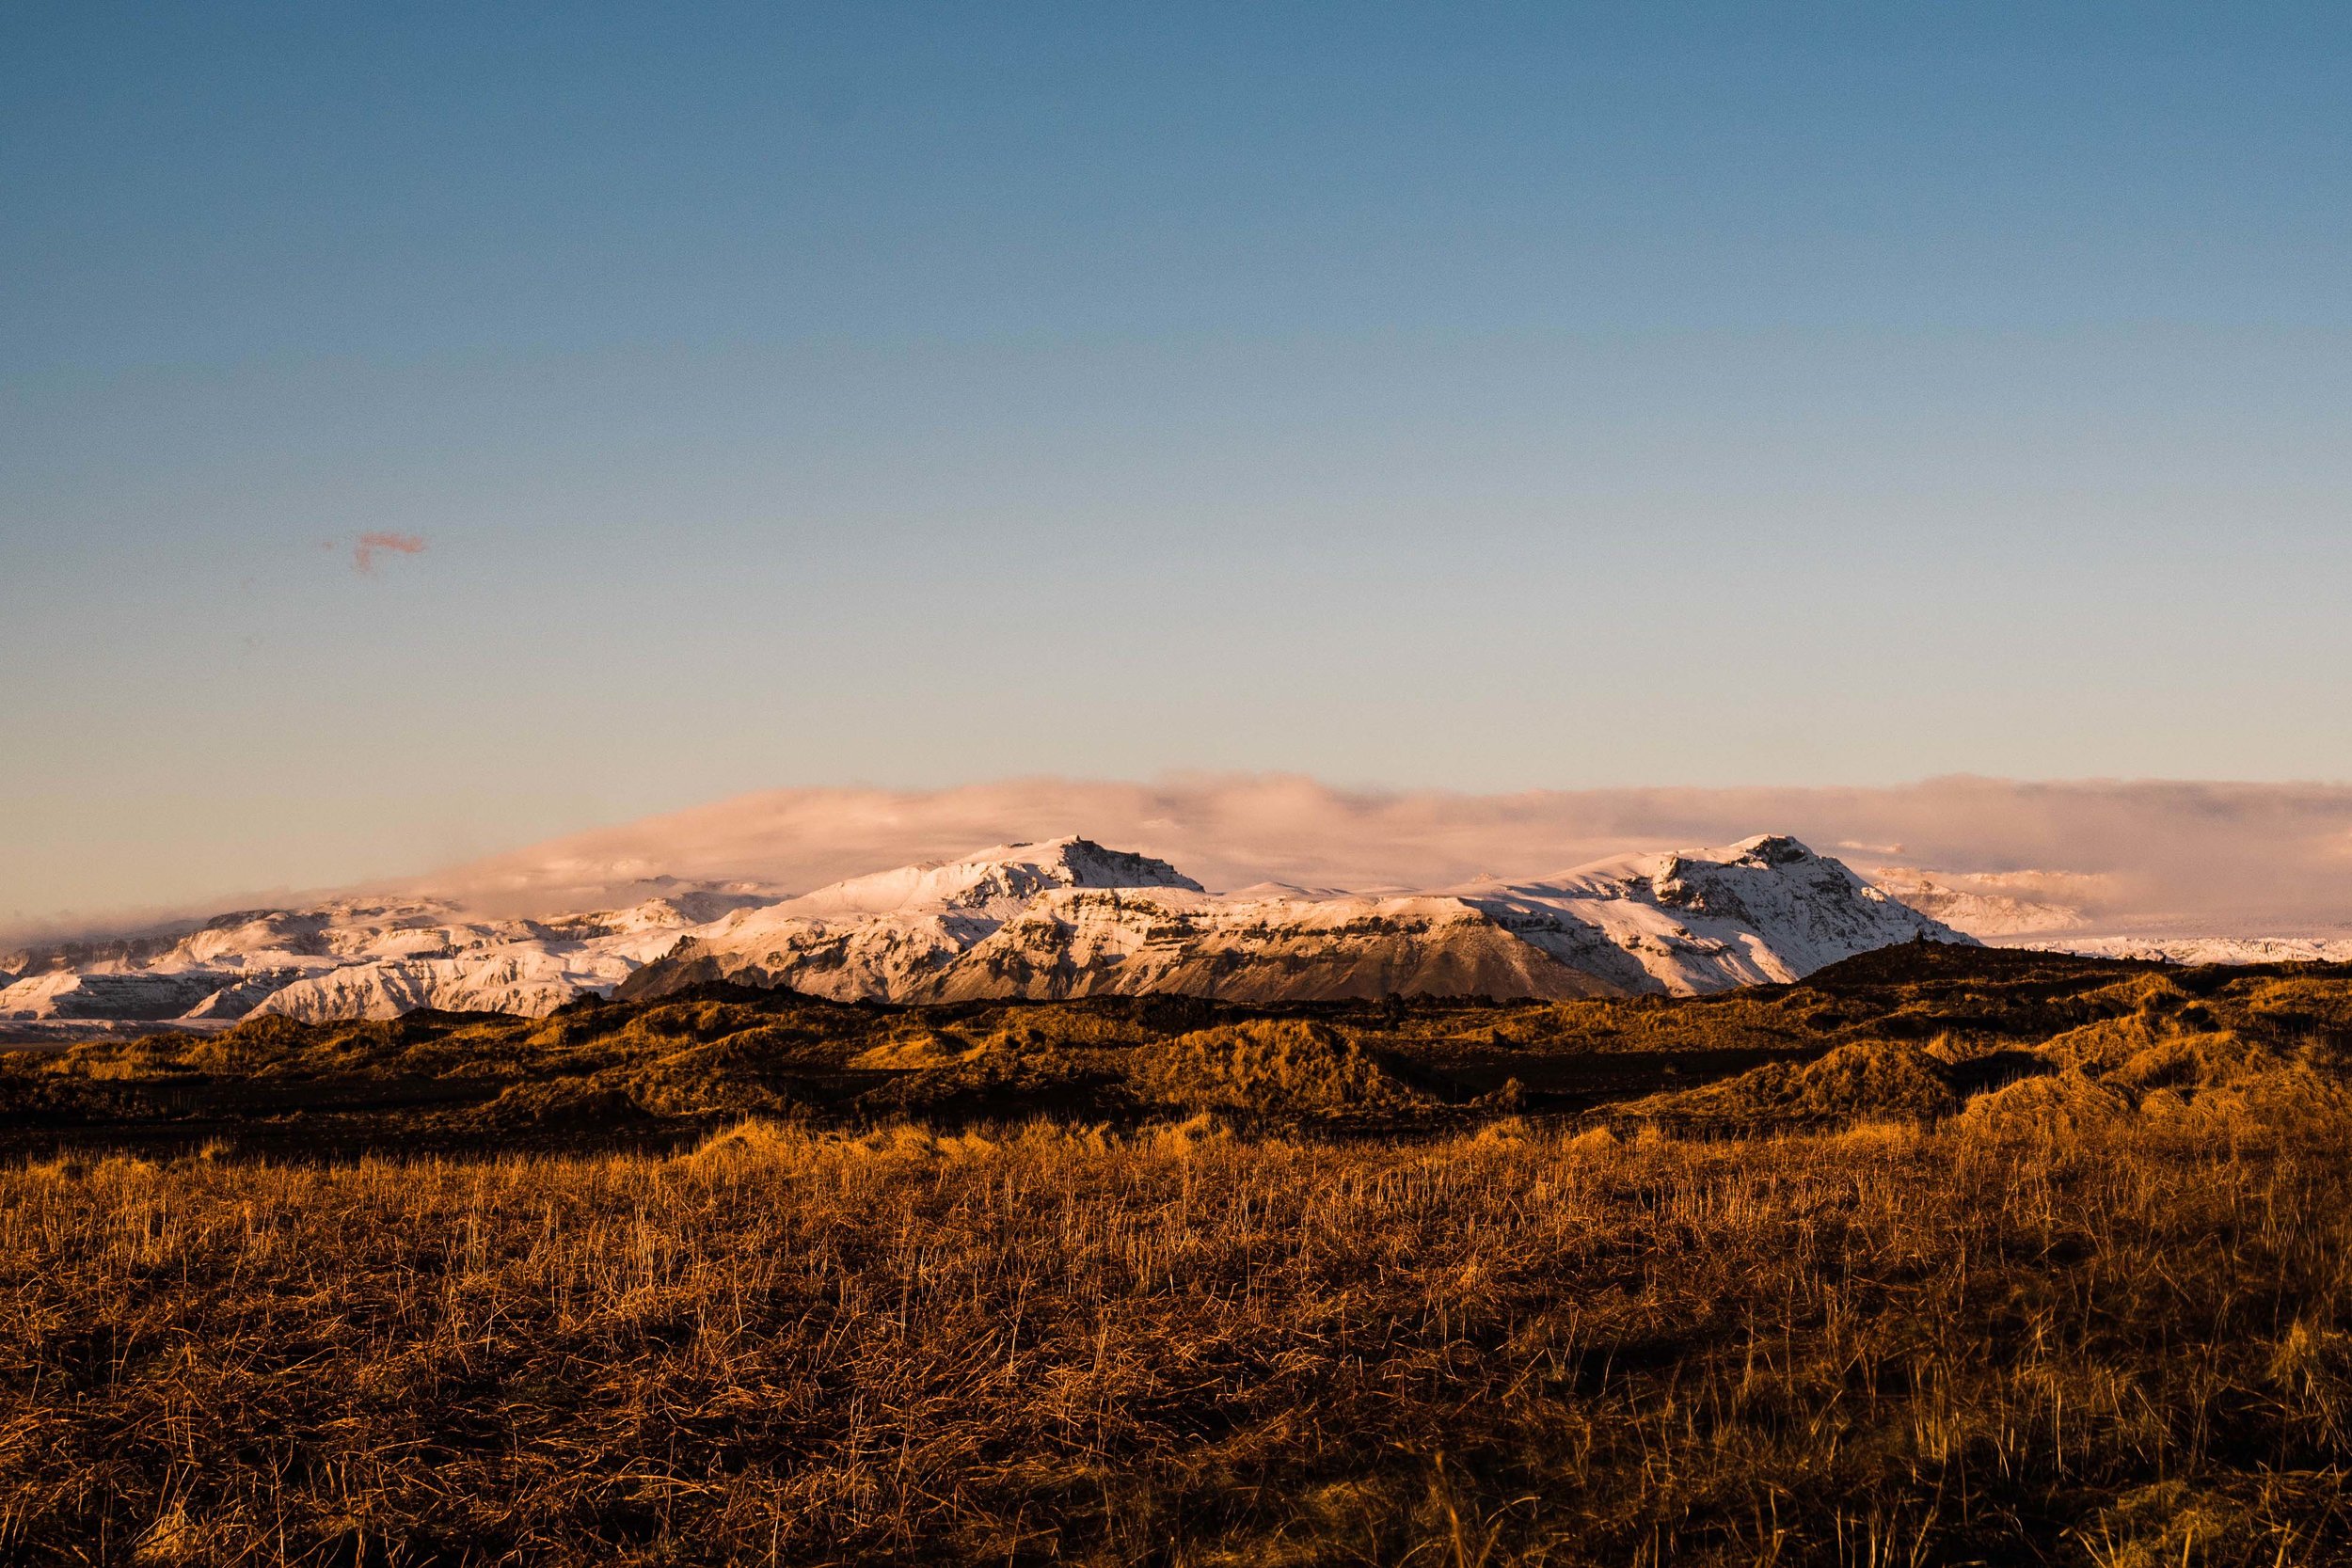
1, 833, 1966, 1026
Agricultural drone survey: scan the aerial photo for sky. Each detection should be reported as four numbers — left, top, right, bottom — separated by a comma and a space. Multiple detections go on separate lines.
4, 3, 2351, 929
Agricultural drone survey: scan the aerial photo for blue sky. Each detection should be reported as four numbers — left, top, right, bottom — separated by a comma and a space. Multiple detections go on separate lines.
4, 3, 2349, 924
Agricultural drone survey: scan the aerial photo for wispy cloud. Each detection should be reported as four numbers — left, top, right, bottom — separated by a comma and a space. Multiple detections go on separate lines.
352, 531, 427, 575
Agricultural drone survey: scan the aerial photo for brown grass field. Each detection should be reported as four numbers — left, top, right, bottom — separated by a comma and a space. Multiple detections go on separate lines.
8, 948, 2352, 1564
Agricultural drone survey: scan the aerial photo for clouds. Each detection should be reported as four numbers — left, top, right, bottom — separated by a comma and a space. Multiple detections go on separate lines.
420, 774, 2352, 936
351, 531, 426, 575
16, 773, 2345, 949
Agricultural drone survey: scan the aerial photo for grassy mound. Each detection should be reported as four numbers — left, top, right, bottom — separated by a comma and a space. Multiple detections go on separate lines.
1620, 1040, 1960, 1130
1957, 1069, 2136, 1136
1137, 1019, 1427, 1118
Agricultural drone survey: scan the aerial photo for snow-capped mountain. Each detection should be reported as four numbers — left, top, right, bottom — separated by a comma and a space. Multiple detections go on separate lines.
1453, 836, 1972, 993
619, 833, 1969, 1006
1, 834, 1967, 1026
612, 837, 1205, 1003
0, 886, 771, 1026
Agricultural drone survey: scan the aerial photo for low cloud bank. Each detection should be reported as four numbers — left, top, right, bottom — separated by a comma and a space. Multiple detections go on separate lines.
424, 774, 2352, 936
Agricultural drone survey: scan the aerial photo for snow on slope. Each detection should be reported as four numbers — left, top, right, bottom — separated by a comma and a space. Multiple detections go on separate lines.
256, 950, 605, 1022
0, 969, 229, 1022
623, 833, 1969, 1005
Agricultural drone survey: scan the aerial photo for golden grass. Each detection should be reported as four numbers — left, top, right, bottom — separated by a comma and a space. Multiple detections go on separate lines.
9, 952, 2352, 1561
8, 1100, 2352, 1564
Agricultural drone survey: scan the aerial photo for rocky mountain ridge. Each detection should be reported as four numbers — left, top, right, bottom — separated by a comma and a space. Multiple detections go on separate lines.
617, 833, 1968, 1006
2, 833, 1968, 1025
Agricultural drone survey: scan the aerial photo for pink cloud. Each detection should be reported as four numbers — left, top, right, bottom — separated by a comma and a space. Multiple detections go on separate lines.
414, 774, 2352, 937
22, 775, 2352, 950
352, 531, 427, 575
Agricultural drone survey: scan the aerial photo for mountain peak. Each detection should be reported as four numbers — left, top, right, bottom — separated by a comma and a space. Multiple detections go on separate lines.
1728, 833, 1816, 866
768, 836, 1202, 921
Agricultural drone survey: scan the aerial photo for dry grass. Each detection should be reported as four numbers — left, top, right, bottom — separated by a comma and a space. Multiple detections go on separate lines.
10, 950, 2352, 1563
8, 1099, 2352, 1564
